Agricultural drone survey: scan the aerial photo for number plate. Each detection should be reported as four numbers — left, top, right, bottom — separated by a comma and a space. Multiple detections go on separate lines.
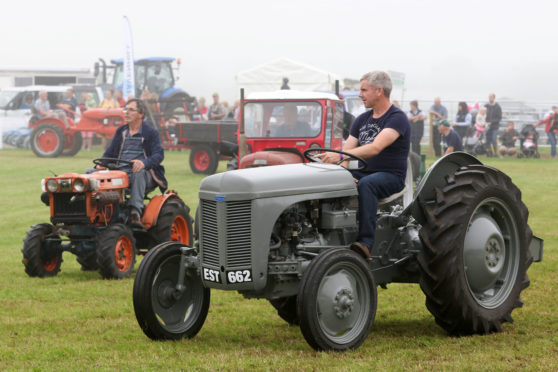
226, 270, 252, 284
202, 267, 221, 283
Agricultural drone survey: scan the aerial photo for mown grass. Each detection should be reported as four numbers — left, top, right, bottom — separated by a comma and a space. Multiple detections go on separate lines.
0, 147, 557, 371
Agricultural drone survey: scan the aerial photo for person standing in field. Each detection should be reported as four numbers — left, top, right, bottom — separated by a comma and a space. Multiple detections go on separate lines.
485, 93, 502, 157
407, 100, 426, 155
429, 97, 448, 156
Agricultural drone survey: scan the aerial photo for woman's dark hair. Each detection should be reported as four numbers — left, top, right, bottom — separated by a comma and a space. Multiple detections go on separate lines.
458, 101, 469, 113
125, 98, 147, 115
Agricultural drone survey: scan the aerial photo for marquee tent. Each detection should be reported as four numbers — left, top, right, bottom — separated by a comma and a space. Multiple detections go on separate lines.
236, 58, 343, 94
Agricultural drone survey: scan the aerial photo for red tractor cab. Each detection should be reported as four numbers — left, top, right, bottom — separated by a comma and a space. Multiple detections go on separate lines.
239, 91, 347, 168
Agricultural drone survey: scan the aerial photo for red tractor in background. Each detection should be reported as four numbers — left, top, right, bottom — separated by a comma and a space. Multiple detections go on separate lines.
22, 158, 193, 279
29, 108, 125, 158
237, 90, 349, 169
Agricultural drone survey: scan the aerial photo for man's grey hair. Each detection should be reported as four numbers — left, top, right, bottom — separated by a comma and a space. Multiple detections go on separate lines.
360, 71, 392, 98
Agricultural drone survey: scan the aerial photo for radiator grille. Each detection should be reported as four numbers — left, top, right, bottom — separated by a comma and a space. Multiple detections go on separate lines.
201, 200, 219, 267
200, 199, 252, 268
226, 201, 252, 267
52, 193, 86, 217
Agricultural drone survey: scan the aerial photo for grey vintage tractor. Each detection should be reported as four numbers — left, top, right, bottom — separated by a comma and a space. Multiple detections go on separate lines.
132, 150, 543, 351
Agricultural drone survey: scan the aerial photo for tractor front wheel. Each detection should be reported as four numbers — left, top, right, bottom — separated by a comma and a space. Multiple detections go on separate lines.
189, 145, 218, 174
418, 164, 532, 335
30, 122, 65, 158
149, 199, 193, 247
96, 224, 136, 279
297, 249, 377, 351
133, 242, 210, 340
22, 223, 63, 277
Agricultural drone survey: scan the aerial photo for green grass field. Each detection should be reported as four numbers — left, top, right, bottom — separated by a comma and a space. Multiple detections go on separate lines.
1, 148, 557, 371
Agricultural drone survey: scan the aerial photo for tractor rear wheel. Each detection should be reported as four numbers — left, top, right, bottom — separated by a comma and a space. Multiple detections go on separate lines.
22, 223, 63, 277
269, 296, 299, 325
189, 145, 218, 174
96, 224, 136, 279
150, 199, 193, 247
62, 132, 82, 156
297, 249, 377, 351
30, 122, 65, 158
418, 164, 532, 335
133, 242, 210, 340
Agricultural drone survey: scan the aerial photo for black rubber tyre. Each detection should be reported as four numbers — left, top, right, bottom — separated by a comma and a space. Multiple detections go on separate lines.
297, 249, 377, 351
62, 132, 82, 156
150, 199, 193, 247
76, 248, 98, 271
133, 241, 210, 340
96, 224, 137, 279
189, 145, 218, 174
22, 223, 63, 277
269, 296, 299, 325
30, 122, 65, 158
418, 164, 533, 336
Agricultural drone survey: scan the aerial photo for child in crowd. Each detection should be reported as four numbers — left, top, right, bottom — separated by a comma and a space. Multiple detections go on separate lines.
474, 107, 487, 138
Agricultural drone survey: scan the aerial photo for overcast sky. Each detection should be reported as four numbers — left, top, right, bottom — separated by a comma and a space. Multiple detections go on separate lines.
2, 0, 558, 104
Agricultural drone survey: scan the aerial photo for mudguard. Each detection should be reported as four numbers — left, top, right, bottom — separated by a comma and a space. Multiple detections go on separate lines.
408, 152, 482, 225
142, 191, 181, 228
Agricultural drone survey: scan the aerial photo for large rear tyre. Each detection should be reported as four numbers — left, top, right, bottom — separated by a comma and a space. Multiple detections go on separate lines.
149, 199, 193, 247
30, 122, 65, 158
22, 223, 63, 277
269, 296, 299, 325
133, 242, 210, 340
62, 132, 82, 156
189, 145, 218, 174
96, 224, 136, 279
297, 249, 377, 351
418, 164, 533, 335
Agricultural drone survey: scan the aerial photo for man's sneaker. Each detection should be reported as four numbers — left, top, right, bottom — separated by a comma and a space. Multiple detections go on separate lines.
130, 210, 142, 227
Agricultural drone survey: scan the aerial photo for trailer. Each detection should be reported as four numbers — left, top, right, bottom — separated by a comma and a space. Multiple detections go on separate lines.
159, 120, 237, 174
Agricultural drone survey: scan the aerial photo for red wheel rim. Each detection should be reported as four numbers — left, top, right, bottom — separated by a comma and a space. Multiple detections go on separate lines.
43, 256, 60, 271
193, 150, 209, 171
170, 215, 189, 243
114, 236, 133, 272
37, 129, 60, 153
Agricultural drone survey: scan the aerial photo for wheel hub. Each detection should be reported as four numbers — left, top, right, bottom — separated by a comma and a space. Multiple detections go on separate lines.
157, 280, 177, 308
464, 213, 506, 292
333, 288, 354, 319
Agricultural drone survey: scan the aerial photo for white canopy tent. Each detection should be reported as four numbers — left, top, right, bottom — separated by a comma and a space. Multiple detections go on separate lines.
236, 58, 342, 94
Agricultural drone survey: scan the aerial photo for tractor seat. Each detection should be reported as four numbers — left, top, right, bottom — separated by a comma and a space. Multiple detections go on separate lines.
377, 185, 407, 207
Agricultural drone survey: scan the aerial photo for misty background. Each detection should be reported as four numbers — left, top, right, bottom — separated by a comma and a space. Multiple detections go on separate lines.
1, 0, 557, 104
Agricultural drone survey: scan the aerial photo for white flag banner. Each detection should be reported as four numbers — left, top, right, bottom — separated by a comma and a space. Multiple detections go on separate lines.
122, 16, 135, 99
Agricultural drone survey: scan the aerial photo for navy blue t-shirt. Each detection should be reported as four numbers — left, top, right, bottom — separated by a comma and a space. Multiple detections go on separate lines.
349, 105, 410, 182
442, 129, 463, 152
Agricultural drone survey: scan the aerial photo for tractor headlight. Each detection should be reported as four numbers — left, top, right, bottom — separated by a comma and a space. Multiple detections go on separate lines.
46, 179, 58, 193
74, 178, 86, 192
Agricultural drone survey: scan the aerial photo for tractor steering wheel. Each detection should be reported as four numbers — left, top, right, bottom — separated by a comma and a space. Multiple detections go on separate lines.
303, 148, 368, 171
93, 157, 133, 171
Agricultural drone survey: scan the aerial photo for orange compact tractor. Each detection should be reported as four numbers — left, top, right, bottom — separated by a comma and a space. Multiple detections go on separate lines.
22, 158, 193, 279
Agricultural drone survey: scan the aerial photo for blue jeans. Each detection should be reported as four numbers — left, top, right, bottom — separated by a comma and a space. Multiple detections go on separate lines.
351, 171, 404, 250
486, 126, 499, 147
128, 169, 156, 214
548, 131, 557, 157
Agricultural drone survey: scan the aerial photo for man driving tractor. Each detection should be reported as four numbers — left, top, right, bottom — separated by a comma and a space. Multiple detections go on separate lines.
95, 98, 167, 224
318, 71, 410, 259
